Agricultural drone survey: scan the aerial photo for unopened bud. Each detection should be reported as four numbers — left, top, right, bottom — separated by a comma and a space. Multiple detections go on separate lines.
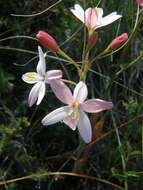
87, 31, 98, 49
107, 33, 128, 50
36, 31, 60, 53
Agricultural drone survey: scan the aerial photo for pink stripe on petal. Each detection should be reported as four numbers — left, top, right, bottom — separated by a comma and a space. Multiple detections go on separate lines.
50, 80, 74, 105
45, 70, 62, 83
85, 8, 98, 29
81, 98, 113, 113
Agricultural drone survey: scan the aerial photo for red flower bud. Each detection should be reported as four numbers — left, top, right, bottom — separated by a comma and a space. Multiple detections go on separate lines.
36, 31, 60, 53
108, 33, 128, 50
88, 31, 98, 49
136, 0, 143, 6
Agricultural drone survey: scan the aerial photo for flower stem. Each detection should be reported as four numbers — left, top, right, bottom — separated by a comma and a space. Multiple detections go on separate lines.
58, 49, 80, 73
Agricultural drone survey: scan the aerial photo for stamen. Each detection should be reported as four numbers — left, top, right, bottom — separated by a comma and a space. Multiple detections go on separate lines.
70, 101, 81, 120
25, 72, 36, 80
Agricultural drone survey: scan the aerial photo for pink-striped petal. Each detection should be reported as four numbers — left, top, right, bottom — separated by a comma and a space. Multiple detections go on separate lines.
73, 81, 88, 103
85, 8, 98, 29
36, 46, 46, 75
50, 80, 74, 105
63, 116, 77, 130
42, 106, 70, 126
45, 70, 62, 84
77, 110, 92, 143
81, 98, 113, 113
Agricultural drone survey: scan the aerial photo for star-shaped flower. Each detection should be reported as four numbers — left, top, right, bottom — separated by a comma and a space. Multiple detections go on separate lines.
22, 46, 62, 107
70, 4, 122, 32
42, 81, 113, 143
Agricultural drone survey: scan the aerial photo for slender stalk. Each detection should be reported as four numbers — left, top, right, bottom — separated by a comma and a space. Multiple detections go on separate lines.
80, 51, 89, 81
58, 49, 80, 73
111, 113, 128, 190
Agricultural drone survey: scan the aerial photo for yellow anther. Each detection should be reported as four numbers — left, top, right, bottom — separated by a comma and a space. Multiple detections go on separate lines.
25, 72, 45, 81
70, 101, 81, 120
72, 101, 80, 109
25, 72, 36, 80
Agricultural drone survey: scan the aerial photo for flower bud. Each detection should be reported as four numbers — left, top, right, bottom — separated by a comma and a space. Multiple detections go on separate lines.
136, 0, 143, 6
87, 31, 98, 49
36, 31, 60, 53
107, 33, 128, 50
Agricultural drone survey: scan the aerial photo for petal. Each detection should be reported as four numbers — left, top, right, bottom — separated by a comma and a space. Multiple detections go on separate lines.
36, 46, 46, 75
70, 4, 85, 23
50, 80, 74, 104
96, 8, 103, 19
81, 98, 113, 113
42, 106, 70, 126
22, 72, 38, 84
28, 82, 41, 107
36, 82, 46, 105
73, 81, 88, 103
45, 70, 62, 83
97, 12, 122, 29
85, 8, 98, 29
77, 110, 92, 143
63, 116, 77, 130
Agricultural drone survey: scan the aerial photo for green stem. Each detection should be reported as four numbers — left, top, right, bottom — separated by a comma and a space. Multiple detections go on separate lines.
73, 31, 91, 172
61, 79, 76, 86
58, 49, 80, 73
80, 51, 90, 81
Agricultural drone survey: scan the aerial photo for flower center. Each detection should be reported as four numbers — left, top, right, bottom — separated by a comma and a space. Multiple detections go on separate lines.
70, 101, 81, 120
40, 74, 46, 81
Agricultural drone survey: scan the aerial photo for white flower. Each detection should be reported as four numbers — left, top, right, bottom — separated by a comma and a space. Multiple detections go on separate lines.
42, 81, 113, 143
22, 46, 62, 107
70, 4, 122, 31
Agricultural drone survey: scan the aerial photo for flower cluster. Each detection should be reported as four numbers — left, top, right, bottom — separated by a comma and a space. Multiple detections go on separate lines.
22, 3, 128, 143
